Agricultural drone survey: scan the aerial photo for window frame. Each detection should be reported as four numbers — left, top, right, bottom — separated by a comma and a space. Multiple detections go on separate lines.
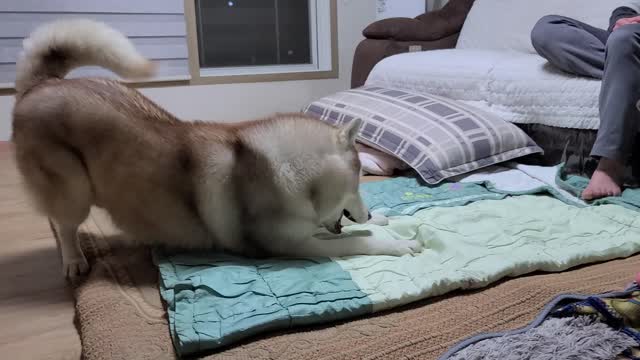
183, 0, 338, 85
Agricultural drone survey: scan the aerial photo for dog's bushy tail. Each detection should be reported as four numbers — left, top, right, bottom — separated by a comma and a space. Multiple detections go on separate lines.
15, 19, 155, 96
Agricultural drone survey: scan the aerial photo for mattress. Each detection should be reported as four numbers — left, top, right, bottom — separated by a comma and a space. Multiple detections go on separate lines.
366, 49, 601, 130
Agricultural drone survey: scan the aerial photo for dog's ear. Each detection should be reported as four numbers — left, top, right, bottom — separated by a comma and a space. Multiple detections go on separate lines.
338, 118, 363, 146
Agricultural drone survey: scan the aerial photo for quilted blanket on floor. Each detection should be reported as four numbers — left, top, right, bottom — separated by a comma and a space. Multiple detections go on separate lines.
155, 171, 640, 357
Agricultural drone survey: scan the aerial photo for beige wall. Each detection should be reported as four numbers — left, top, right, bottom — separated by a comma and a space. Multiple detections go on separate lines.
0, 0, 376, 140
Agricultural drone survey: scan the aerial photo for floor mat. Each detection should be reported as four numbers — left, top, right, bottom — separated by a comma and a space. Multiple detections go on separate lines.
447, 316, 637, 360
157, 191, 640, 356
442, 285, 640, 360
73, 207, 640, 360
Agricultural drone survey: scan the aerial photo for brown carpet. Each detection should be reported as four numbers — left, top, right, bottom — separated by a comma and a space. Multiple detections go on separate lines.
70, 207, 640, 360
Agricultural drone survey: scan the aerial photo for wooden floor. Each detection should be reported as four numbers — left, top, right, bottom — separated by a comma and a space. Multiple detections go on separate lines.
0, 143, 81, 360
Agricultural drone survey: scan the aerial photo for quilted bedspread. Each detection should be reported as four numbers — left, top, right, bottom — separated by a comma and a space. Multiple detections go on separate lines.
155, 171, 640, 356
366, 49, 602, 130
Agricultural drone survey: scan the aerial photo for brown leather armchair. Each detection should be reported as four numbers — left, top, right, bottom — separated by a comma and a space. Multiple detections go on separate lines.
351, 0, 475, 88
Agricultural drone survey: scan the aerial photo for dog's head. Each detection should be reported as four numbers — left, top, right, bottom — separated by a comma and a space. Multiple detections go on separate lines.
315, 119, 371, 234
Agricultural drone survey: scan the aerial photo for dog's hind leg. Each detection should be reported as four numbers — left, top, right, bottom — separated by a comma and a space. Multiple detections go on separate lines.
16, 143, 93, 279
51, 220, 89, 278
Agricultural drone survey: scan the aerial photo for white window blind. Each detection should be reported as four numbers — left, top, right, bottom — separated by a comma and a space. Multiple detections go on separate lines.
0, 0, 191, 87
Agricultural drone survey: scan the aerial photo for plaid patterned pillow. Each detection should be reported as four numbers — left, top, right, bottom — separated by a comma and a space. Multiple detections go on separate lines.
304, 86, 542, 184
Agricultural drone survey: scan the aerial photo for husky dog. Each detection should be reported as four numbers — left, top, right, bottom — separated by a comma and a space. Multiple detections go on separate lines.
11, 20, 422, 278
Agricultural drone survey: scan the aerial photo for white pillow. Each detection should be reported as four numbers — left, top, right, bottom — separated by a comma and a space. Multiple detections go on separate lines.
457, 0, 640, 53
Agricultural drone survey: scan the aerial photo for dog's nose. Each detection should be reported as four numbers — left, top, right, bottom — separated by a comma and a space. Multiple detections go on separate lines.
343, 210, 356, 222
367, 212, 372, 221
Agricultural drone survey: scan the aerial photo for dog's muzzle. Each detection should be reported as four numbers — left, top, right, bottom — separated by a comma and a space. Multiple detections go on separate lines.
343, 210, 372, 223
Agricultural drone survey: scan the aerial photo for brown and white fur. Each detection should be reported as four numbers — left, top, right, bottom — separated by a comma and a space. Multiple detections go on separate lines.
11, 19, 422, 279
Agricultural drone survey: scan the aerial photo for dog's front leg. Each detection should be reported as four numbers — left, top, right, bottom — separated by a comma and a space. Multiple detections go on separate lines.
264, 215, 420, 258
292, 233, 422, 258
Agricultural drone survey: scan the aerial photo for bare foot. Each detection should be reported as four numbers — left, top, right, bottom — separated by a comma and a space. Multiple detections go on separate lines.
582, 158, 624, 200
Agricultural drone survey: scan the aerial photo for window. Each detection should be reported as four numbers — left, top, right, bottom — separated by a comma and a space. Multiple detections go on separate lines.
196, 0, 311, 68
0, 0, 336, 91
185, 0, 337, 84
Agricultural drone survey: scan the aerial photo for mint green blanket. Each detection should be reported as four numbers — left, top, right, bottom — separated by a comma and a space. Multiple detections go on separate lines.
156, 172, 640, 356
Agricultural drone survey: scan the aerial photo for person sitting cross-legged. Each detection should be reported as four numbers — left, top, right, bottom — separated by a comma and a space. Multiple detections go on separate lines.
531, 6, 640, 200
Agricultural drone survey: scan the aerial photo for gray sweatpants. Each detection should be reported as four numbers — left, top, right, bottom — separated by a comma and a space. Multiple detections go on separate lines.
531, 15, 640, 161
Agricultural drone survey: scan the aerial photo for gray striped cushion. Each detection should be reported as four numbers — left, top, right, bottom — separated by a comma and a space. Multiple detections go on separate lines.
303, 86, 542, 184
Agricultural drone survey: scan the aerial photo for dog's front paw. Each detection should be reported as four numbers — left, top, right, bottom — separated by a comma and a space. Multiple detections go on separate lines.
385, 239, 423, 256
62, 256, 90, 279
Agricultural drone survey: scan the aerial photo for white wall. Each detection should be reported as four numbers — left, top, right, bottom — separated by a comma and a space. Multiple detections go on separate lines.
0, 0, 376, 140
376, 0, 426, 19
0, 96, 11, 140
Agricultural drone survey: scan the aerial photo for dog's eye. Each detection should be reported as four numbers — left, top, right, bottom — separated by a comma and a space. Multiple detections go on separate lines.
343, 210, 356, 222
